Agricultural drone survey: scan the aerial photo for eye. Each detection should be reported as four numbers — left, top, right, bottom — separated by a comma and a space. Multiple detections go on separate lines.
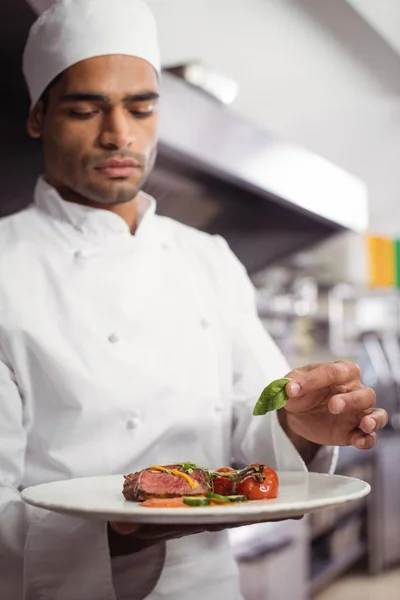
68, 110, 97, 119
129, 102, 157, 119
130, 110, 154, 120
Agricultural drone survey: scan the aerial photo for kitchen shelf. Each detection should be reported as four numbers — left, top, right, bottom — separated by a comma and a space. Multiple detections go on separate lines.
309, 541, 366, 596
310, 504, 367, 542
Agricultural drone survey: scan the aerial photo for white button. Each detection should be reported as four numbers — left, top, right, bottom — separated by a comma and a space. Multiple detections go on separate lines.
74, 249, 92, 259
108, 333, 119, 343
161, 241, 171, 250
127, 417, 140, 430
215, 404, 223, 413
200, 318, 210, 329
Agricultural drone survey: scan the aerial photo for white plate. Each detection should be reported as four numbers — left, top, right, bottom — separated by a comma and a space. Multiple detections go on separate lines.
21, 472, 371, 525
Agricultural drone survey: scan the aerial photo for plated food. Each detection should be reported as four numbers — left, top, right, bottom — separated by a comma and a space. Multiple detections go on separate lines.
120, 376, 291, 509
122, 462, 279, 508
21, 472, 371, 524
20, 376, 372, 524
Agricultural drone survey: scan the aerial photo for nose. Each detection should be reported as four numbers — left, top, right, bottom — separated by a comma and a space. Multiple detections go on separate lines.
98, 108, 136, 151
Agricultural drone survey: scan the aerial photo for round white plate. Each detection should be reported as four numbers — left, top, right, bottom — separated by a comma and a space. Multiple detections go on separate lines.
21, 472, 371, 525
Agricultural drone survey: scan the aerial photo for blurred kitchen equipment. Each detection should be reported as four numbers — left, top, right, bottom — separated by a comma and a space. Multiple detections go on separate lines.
165, 61, 239, 105
380, 332, 400, 428
230, 520, 308, 600
358, 332, 400, 428
256, 272, 319, 320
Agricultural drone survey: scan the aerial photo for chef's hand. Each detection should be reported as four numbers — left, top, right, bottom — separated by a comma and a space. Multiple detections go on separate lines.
108, 522, 214, 555
109, 521, 227, 549
108, 517, 302, 556
281, 361, 388, 449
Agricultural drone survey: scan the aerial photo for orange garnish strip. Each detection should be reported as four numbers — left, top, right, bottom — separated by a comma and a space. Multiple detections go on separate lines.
171, 469, 199, 489
150, 466, 199, 489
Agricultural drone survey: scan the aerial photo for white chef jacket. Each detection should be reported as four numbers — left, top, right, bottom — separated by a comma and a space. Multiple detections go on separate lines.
0, 177, 337, 600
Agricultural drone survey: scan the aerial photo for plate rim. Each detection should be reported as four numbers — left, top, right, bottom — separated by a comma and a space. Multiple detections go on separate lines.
21, 471, 371, 525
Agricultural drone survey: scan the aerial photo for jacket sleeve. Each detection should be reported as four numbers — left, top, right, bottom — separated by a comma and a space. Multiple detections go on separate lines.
212, 236, 337, 475
0, 346, 117, 600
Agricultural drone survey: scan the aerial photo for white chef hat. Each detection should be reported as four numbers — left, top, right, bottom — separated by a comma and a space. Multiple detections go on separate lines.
23, 0, 160, 108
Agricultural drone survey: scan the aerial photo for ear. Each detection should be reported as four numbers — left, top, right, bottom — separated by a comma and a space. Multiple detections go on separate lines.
27, 102, 45, 139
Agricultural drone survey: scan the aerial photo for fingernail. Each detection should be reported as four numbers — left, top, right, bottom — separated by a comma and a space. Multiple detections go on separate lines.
288, 382, 301, 397
364, 419, 375, 433
334, 398, 346, 414
357, 437, 367, 448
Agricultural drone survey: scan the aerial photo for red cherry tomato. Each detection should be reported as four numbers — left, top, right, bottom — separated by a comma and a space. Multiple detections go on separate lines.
237, 465, 278, 500
213, 467, 236, 496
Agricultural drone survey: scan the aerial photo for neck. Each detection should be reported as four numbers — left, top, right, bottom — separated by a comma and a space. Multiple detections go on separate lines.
46, 178, 140, 233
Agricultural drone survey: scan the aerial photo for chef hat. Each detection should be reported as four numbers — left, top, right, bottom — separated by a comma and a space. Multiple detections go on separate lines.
23, 0, 160, 107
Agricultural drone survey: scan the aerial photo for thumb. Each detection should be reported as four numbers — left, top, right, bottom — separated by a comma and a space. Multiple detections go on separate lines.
109, 522, 142, 536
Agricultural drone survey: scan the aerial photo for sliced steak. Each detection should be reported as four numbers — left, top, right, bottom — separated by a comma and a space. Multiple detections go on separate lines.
123, 464, 211, 501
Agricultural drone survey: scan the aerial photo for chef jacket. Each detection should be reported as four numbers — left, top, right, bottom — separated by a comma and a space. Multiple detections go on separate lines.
0, 177, 336, 600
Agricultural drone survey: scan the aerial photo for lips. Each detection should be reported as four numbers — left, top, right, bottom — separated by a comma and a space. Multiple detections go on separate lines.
94, 159, 141, 178
95, 159, 140, 169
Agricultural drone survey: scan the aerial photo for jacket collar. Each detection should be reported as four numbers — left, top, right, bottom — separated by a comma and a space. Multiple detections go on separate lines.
34, 176, 156, 239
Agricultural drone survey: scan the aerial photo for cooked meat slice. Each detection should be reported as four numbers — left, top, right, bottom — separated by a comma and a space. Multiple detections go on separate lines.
123, 464, 211, 501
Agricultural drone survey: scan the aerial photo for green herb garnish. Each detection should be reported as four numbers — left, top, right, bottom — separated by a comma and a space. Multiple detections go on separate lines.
252, 378, 291, 415
181, 462, 199, 472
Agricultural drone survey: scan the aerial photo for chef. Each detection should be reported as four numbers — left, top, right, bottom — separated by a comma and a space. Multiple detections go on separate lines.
0, 1, 387, 599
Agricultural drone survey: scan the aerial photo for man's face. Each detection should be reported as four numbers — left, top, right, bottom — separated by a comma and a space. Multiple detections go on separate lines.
28, 55, 159, 205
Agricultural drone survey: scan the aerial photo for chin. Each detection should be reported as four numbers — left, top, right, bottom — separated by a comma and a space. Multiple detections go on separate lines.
84, 179, 140, 205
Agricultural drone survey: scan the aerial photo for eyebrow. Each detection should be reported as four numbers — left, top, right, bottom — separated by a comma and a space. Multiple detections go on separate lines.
58, 91, 160, 103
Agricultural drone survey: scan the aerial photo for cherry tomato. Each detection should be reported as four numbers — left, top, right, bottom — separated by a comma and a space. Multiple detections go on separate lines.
237, 465, 278, 500
213, 467, 236, 496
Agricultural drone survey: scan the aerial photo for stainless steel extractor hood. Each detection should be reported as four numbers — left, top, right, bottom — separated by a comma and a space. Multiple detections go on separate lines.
1, 0, 368, 273
144, 71, 368, 272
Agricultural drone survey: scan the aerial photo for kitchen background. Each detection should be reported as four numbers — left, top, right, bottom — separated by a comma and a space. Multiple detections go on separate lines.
2, 1, 400, 599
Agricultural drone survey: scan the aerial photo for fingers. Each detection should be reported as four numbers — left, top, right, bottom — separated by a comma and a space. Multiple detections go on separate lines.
286, 361, 361, 397
111, 522, 208, 540
348, 408, 388, 448
328, 387, 376, 415
329, 385, 388, 434
111, 518, 307, 538
109, 522, 142, 536
205, 516, 305, 532
359, 408, 388, 434
136, 526, 205, 541
286, 363, 325, 375
349, 430, 377, 450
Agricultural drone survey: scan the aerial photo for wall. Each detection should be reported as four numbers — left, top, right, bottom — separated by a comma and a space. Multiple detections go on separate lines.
148, 0, 400, 236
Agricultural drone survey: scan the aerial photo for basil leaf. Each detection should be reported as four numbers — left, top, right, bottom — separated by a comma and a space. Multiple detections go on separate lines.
252, 377, 291, 415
